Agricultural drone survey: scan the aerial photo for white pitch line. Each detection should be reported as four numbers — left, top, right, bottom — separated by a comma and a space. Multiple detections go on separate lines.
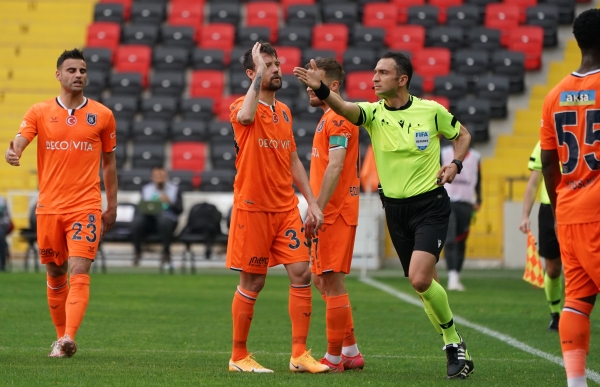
360, 276, 600, 385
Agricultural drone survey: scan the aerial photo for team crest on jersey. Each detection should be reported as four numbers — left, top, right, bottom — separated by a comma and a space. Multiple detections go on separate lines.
282, 110, 290, 123
66, 116, 77, 126
88, 214, 96, 223
86, 113, 97, 126
415, 131, 429, 151
272, 113, 279, 124
317, 120, 325, 133
560, 90, 595, 106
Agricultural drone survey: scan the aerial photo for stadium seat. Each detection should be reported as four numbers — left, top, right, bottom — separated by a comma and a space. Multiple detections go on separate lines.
363, 3, 397, 30
171, 120, 208, 142
115, 119, 131, 140
191, 48, 225, 70
208, 3, 240, 25
282, 0, 315, 17
246, 2, 280, 42
102, 95, 138, 122
168, 2, 203, 28
312, 24, 348, 62
344, 48, 378, 73
293, 97, 323, 121
86, 71, 107, 97
429, 0, 463, 24
132, 144, 165, 169
86, 22, 120, 51
507, 26, 544, 70
153, 47, 189, 71
301, 48, 337, 69
109, 72, 143, 96
208, 120, 235, 145
190, 70, 225, 100
94, 3, 124, 23
132, 120, 170, 143
504, 0, 537, 23
171, 142, 207, 173
491, 50, 525, 93
100, 0, 131, 20
322, 3, 359, 29
286, 5, 319, 27
210, 144, 237, 170
131, 2, 165, 25
140, 96, 178, 121
198, 23, 235, 55
160, 25, 195, 49
229, 47, 249, 73
352, 26, 386, 50
118, 169, 152, 191
453, 49, 490, 92
392, 0, 426, 24
433, 74, 468, 111
386, 25, 425, 54
526, 5, 559, 47
296, 144, 313, 170
237, 26, 271, 48
484, 4, 520, 46
230, 72, 252, 95
114, 143, 127, 168
217, 95, 243, 121
292, 120, 317, 146
199, 169, 236, 191
277, 46, 301, 74
122, 24, 159, 46
84, 47, 113, 72
407, 5, 440, 29
413, 48, 451, 93
345, 72, 377, 102
114, 45, 152, 86
475, 75, 509, 118
180, 98, 215, 121
467, 27, 502, 51
168, 169, 197, 192
278, 26, 312, 49
278, 74, 302, 98
541, 0, 575, 25
428, 26, 464, 52
455, 98, 491, 142
446, 5, 480, 30
408, 74, 424, 97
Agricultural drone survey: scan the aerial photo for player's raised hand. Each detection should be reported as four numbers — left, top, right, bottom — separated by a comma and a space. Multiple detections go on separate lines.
5, 140, 20, 166
293, 59, 322, 90
435, 163, 458, 185
303, 201, 324, 239
252, 42, 266, 74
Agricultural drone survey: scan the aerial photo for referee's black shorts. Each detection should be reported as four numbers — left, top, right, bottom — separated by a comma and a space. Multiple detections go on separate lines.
538, 203, 560, 259
383, 187, 451, 277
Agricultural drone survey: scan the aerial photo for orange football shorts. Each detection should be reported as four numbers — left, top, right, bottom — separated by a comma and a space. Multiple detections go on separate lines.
311, 214, 356, 275
557, 222, 600, 299
37, 209, 102, 265
226, 207, 309, 274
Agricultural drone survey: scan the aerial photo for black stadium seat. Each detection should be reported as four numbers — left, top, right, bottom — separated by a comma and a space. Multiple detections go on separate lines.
150, 71, 185, 97
468, 27, 502, 52
102, 96, 138, 122
456, 98, 491, 142
301, 49, 337, 68
132, 120, 170, 143
200, 169, 236, 192
180, 98, 214, 121
287, 5, 319, 27
475, 75, 510, 118
160, 25, 195, 49
208, 120, 234, 145
278, 26, 312, 49
168, 170, 196, 192
293, 97, 322, 121
171, 120, 207, 142
292, 120, 317, 146
229, 46, 249, 73
453, 49, 490, 92
237, 26, 271, 47
141, 96, 178, 121
352, 26, 386, 50
408, 6, 440, 29
428, 26, 464, 52
210, 144, 237, 170
446, 5, 481, 30
122, 24, 159, 46
85, 71, 107, 96
208, 3, 240, 25
84, 47, 113, 72
153, 47, 189, 71
322, 3, 359, 28
409, 74, 424, 98
526, 5, 559, 47
118, 169, 152, 191
115, 120, 131, 141
109, 72, 143, 97
229, 72, 252, 95
433, 74, 469, 112
491, 50, 526, 93
191, 48, 225, 70
277, 74, 302, 99
344, 48, 378, 73
131, 2, 165, 25
94, 3, 124, 23
132, 144, 165, 169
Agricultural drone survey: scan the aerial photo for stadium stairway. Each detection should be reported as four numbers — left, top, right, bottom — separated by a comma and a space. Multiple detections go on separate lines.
0, 0, 96, 252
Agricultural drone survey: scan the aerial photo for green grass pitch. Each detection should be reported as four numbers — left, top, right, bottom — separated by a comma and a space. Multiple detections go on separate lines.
0, 269, 598, 386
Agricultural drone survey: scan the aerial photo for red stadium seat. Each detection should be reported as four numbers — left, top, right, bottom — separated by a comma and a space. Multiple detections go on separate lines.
114, 45, 152, 86
171, 142, 207, 175
504, 0, 536, 23
86, 22, 121, 51
100, 0, 132, 20
391, 0, 425, 24
413, 48, 451, 93
190, 70, 225, 100
312, 24, 348, 62
363, 3, 398, 30
217, 94, 244, 121
386, 25, 425, 54
169, 2, 203, 28
423, 95, 450, 110
281, 0, 315, 17
198, 23, 235, 62
276, 46, 301, 74
246, 2, 280, 43
485, 4, 520, 46
508, 26, 544, 70
429, 0, 463, 24
345, 72, 378, 103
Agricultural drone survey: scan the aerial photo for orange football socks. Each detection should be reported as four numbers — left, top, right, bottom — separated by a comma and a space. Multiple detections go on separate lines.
325, 294, 350, 359
64, 274, 90, 339
46, 274, 69, 339
560, 299, 593, 386
231, 286, 258, 361
289, 284, 312, 358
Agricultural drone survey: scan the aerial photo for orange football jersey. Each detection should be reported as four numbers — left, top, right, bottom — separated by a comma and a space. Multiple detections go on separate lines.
540, 70, 600, 224
309, 108, 360, 225
18, 97, 116, 214
229, 97, 299, 212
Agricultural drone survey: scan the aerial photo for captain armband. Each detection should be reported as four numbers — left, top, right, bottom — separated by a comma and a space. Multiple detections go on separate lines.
329, 135, 348, 149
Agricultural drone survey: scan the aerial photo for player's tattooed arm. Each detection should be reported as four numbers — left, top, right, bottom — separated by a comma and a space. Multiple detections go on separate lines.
237, 42, 265, 125
253, 74, 262, 97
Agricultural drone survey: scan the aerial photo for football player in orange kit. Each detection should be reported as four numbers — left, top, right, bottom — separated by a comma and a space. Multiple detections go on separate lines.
226, 42, 328, 373
4, 48, 118, 358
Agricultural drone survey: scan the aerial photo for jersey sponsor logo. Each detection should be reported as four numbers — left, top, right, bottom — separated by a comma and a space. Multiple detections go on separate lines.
66, 115, 77, 126
86, 113, 97, 126
317, 120, 325, 133
50, 117, 58, 123
110, 131, 116, 139
248, 256, 269, 267
311, 147, 320, 158
272, 113, 279, 123
282, 110, 290, 123
559, 90, 596, 106
415, 131, 429, 151
257, 138, 292, 149
46, 140, 93, 151
332, 119, 345, 127
39, 247, 60, 259
565, 176, 597, 190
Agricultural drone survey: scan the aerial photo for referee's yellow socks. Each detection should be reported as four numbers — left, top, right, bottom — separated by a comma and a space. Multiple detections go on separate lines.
418, 280, 461, 345
544, 273, 563, 314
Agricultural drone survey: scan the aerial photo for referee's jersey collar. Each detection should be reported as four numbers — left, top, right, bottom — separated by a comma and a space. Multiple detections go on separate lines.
383, 95, 413, 111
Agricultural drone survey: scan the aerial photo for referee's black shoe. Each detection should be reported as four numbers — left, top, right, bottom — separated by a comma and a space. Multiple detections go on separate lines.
444, 335, 474, 379
548, 313, 560, 332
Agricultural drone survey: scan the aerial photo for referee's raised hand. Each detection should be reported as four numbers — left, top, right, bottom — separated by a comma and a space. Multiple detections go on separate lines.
293, 59, 322, 90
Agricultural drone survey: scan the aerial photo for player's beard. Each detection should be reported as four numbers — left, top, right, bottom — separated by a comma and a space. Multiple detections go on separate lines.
265, 77, 282, 92
309, 97, 325, 108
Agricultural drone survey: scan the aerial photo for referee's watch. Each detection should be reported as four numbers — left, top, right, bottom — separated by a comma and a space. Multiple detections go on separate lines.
451, 159, 463, 174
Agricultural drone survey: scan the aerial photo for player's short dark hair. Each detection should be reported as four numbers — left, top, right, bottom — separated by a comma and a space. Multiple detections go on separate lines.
305, 57, 345, 86
242, 42, 278, 71
381, 52, 413, 87
57, 48, 86, 69
573, 9, 600, 51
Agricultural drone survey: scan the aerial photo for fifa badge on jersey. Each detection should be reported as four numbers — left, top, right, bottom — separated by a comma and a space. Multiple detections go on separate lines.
282, 110, 290, 123
86, 113, 97, 126
317, 120, 325, 133
415, 131, 429, 151
88, 214, 96, 223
